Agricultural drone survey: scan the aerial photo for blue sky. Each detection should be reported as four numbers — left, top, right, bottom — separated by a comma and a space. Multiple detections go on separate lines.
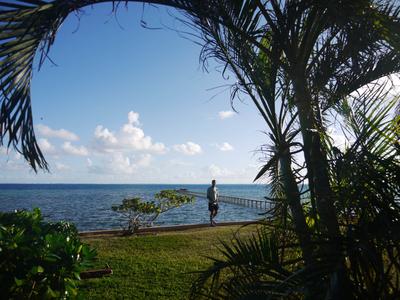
1, 3, 397, 184
0, 3, 268, 184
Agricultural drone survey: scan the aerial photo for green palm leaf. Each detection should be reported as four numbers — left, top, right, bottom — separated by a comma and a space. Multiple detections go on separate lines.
0, 0, 198, 170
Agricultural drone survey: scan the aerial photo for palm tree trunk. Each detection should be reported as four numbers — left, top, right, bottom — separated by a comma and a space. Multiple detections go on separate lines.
279, 147, 314, 266
292, 77, 340, 238
292, 77, 353, 299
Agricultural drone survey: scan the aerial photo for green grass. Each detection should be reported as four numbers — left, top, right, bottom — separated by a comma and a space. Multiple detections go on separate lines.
80, 225, 257, 299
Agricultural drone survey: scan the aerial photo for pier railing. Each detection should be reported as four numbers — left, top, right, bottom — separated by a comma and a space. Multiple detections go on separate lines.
176, 190, 273, 211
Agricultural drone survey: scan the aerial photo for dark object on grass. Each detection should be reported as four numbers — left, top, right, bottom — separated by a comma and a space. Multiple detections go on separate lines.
80, 268, 113, 279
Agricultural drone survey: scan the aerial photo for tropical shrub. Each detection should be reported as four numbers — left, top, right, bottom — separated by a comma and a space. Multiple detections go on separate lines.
112, 190, 194, 233
0, 208, 97, 299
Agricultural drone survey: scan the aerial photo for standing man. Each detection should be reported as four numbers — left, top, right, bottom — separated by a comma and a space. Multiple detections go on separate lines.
207, 179, 219, 226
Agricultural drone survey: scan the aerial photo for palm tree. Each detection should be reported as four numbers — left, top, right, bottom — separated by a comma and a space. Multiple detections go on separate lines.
179, 8, 316, 271
182, 1, 400, 297
189, 83, 400, 300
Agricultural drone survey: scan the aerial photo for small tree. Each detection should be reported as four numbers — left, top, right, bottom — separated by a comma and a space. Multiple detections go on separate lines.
112, 190, 194, 233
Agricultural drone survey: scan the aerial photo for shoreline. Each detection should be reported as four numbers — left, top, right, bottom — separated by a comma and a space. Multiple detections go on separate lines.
79, 220, 259, 237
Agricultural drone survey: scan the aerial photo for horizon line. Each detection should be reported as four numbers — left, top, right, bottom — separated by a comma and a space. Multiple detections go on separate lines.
0, 182, 262, 185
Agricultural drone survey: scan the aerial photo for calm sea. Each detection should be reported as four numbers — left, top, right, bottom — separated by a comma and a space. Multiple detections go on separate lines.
0, 184, 270, 231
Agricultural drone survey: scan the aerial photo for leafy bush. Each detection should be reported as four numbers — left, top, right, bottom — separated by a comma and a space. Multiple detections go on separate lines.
0, 208, 97, 299
112, 190, 194, 233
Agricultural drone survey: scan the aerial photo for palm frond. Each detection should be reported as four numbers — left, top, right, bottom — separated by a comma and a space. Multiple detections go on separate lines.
189, 228, 302, 300
0, 0, 199, 170
0, 0, 73, 170
329, 81, 400, 298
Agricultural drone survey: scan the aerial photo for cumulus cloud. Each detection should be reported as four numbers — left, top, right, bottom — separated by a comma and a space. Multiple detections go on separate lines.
203, 164, 257, 182
137, 153, 152, 167
208, 164, 234, 177
218, 110, 236, 120
86, 112, 165, 176
86, 158, 106, 174
121, 123, 165, 152
94, 126, 117, 145
173, 142, 202, 155
93, 111, 166, 154
128, 111, 140, 125
109, 153, 136, 174
216, 142, 234, 152
87, 153, 153, 175
37, 124, 79, 141
38, 138, 56, 154
62, 142, 89, 156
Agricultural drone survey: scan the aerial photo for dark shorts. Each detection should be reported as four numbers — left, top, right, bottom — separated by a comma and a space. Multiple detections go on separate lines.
208, 203, 219, 212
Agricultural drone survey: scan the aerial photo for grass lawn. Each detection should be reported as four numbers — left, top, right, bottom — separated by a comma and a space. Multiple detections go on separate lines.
80, 225, 258, 299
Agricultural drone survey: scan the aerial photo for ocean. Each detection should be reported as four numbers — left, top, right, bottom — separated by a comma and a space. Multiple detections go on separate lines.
0, 184, 270, 231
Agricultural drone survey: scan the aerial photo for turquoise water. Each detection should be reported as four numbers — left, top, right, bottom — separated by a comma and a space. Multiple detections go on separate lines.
0, 184, 270, 231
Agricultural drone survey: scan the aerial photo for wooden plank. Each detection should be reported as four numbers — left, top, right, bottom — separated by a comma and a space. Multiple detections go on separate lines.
80, 268, 113, 279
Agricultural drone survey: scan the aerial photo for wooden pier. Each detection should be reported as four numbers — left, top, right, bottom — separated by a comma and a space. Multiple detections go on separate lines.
177, 190, 273, 211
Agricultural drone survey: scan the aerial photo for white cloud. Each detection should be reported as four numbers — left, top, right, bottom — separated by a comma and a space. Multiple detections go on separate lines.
110, 153, 136, 174
128, 111, 140, 125
218, 110, 236, 120
38, 138, 56, 154
137, 153, 152, 167
208, 164, 234, 177
94, 125, 117, 145
357, 74, 400, 97
62, 142, 89, 156
121, 123, 165, 152
55, 162, 70, 171
93, 112, 166, 154
87, 112, 166, 177
173, 142, 202, 155
37, 124, 79, 141
167, 159, 193, 167
86, 158, 106, 174
0, 159, 26, 171
216, 142, 234, 152
87, 158, 93, 167
327, 127, 352, 151
87, 153, 153, 175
